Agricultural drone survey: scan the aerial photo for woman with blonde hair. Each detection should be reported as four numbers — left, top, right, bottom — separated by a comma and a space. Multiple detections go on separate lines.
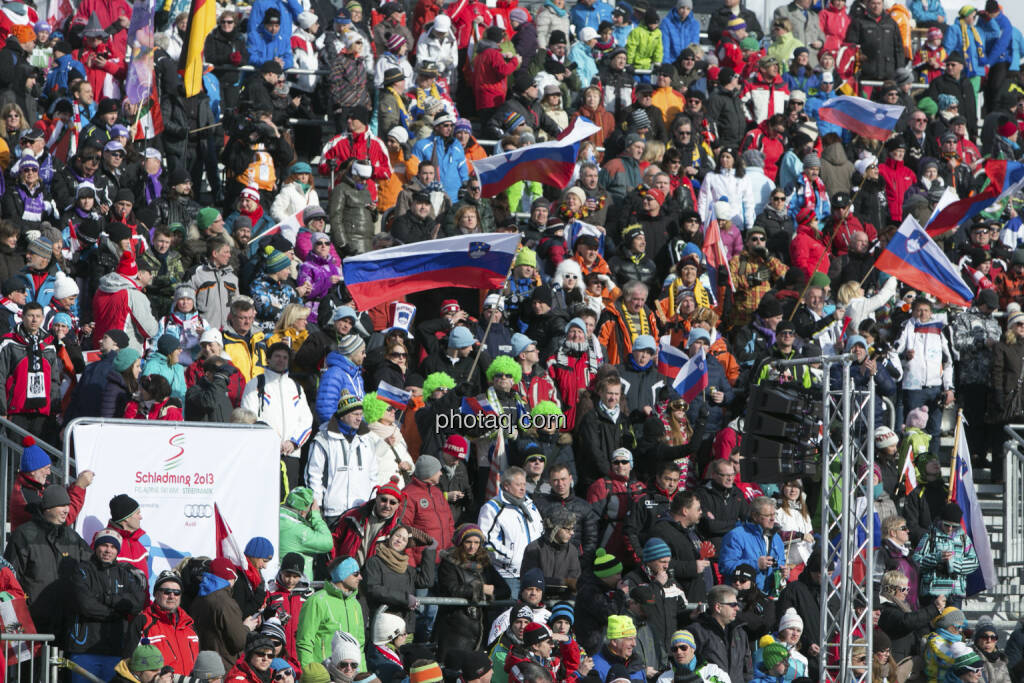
775, 477, 814, 580
640, 139, 665, 171
452, 204, 481, 234
0, 103, 28, 158
270, 162, 321, 222
835, 276, 899, 329
266, 303, 311, 350
877, 568, 942, 679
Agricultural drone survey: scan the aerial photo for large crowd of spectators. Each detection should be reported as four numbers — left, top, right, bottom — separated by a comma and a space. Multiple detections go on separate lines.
0, 0, 1022, 680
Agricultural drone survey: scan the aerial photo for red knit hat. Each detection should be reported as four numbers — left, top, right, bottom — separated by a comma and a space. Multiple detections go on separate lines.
115, 250, 138, 277
998, 121, 1018, 138
441, 299, 460, 314
209, 557, 237, 581
376, 475, 404, 501
646, 187, 665, 206
796, 206, 816, 227
442, 435, 470, 461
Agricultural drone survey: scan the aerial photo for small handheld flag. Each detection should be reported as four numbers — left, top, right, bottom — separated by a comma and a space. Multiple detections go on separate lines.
657, 337, 688, 379
817, 95, 904, 140
874, 215, 973, 307
377, 382, 412, 411
673, 348, 709, 403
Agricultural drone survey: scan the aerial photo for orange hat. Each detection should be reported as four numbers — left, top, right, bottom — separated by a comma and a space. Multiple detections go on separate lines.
11, 25, 36, 44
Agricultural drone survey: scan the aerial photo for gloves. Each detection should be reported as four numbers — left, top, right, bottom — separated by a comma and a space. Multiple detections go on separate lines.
699, 541, 716, 560
230, 51, 242, 65
698, 402, 710, 420
407, 593, 419, 609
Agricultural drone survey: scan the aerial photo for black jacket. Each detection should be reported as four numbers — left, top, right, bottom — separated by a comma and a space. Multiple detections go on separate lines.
521, 536, 581, 591
695, 481, 750, 547
845, 13, 906, 81
435, 548, 510, 662
623, 488, 674, 564
622, 567, 689, 669
687, 612, 752, 683
364, 546, 437, 633
878, 596, 939, 662
735, 586, 776, 642
534, 491, 600, 556
231, 571, 267, 620
52, 162, 112, 214
66, 555, 148, 655
390, 211, 439, 245
575, 571, 628, 655
707, 7, 763, 43
706, 86, 747, 150
574, 405, 633, 489
185, 374, 234, 423
776, 569, 822, 648
927, 74, 979, 140
609, 249, 659, 294
650, 516, 713, 602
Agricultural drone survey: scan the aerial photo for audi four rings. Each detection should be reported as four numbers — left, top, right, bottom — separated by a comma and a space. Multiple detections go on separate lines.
183, 505, 213, 518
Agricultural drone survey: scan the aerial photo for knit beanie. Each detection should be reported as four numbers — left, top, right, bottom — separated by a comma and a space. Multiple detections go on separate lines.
761, 643, 790, 670
549, 601, 574, 626
301, 663, 330, 683
40, 485, 71, 508
113, 347, 141, 372
453, 523, 486, 547
329, 557, 361, 583
606, 615, 637, 640
521, 568, 545, 592
641, 537, 672, 563
208, 557, 237, 581
414, 455, 442, 480
130, 642, 165, 672
109, 494, 140, 523
19, 436, 49, 472
514, 247, 537, 269
285, 487, 315, 511
442, 435, 470, 461
671, 630, 696, 649
263, 246, 290, 274
92, 527, 122, 551
932, 606, 965, 630
906, 405, 929, 429
778, 607, 803, 632
244, 536, 274, 559
376, 476, 404, 502
373, 612, 407, 644
156, 333, 181, 356
192, 651, 227, 680
593, 549, 623, 578
410, 662, 443, 683
197, 207, 221, 232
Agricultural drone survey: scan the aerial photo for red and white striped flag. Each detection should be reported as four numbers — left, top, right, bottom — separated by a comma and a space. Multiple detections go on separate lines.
900, 447, 917, 496
214, 503, 244, 567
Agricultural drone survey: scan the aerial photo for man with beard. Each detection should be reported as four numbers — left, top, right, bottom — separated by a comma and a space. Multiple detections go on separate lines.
546, 318, 601, 431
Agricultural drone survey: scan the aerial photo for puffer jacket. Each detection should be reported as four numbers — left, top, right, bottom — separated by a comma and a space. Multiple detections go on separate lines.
720, 522, 786, 592
304, 427, 378, 518
626, 25, 662, 71
295, 581, 365, 667
222, 325, 267, 383
66, 554, 148, 655
0, 327, 62, 416
820, 140, 854, 196
706, 86, 746, 149
660, 10, 700, 63
187, 261, 238, 331
328, 179, 375, 254
91, 272, 159, 352
124, 604, 199, 675
411, 135, 469, 201
271, 182, 320, 223
478, 489, 545, 578
315, 351, 365, 423
142, 352, 187, 401
401, 477, 454, 566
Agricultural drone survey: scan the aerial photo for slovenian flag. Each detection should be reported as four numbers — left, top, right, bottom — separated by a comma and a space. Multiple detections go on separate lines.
925, 160, 1024, 236
473, 119, 600, 197
874, 215, 973, 307
377, 382, 412, 411
461, 396, 498, 416
566, 220, 605, 255
817, 95, 904, 140
949, 412, 997, 594
343, 233, 520, 311
657, 337, 689, 379
673, 348, 709, 402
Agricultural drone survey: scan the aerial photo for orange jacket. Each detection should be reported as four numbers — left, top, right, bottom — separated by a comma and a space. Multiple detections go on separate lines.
598, 301, 660, 366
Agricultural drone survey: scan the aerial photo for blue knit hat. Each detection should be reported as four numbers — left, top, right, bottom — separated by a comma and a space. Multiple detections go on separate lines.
642, 537, 672, 563
521, 567, 545, 592
51, 312, 73, 330
113, 347, 141, 372
271, 658, 292, 673
548, 601, 574, 625
330, 556, 361, 582
263, 246, 291, 274
19, 436, 49, 472
244, 536, 274, 559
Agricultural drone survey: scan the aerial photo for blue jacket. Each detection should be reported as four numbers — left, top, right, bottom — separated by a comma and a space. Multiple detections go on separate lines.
612, 22, 634, 47
1012, 25, 1024, 73
43, 54, 87, 100
568, 41, 599, 89
787, 176, 831, 224
720, 521, 786, 592
142, 352, 188, 401
660, 10, 700, 63
315, 351, 365, 423
979, 12, 1013, 66
591, 648, 645, 683
908, 0, 945, 24
248, 0, 303, 48
21, 266, 57, 308
686, 354, 734, 437
570, 1, 613, 36
246, 24, 293, 68
942, 18, 985, 78
411, 135, 469, 200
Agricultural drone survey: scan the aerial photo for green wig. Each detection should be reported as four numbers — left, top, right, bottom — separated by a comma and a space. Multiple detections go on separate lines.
486, 355, 522, 384
362, 392, 388, 424
531, 400, 562, 419
422, 372, 456, 401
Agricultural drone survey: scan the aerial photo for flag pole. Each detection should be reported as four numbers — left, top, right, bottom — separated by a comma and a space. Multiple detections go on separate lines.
466, 251, 518, 380
947, 410, 963, 503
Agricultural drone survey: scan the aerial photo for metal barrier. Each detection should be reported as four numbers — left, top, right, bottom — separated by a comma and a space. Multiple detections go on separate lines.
0, 417, 66, 537
1, 633, 56, 683
1002, 425, 1024, 566
880, 396, 896, 430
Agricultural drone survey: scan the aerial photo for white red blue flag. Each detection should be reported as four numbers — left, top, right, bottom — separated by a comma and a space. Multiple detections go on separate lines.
461, 396, 498, 416
673, 348, 709, 402
566, 220, 605, 255
925, 160, 1024, 236
817, 95, 904, 140
377, 382, 412, 411
473, 119, 600, 197
950, 413, 997, 594
874, 215, 973, 307
657, 337, 688, 379
343, 233, 520, 310
702, 214, 735, 293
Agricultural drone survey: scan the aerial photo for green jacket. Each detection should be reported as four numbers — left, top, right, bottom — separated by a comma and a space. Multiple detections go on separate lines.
626, 25, 663, 70
279, 505, 334, 579
296, 581, 365, 668
766, 32, 805, 65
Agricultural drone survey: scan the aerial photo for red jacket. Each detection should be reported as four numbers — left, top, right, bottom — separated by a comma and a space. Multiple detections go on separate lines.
473, 46, 519, 110
333, 497, 412, 561
819, 6, 851, 51
129, 604, 199, 675
413, 0, 443, 39
789, 223, 831, 280
516, 369, 560, 410
73, 0, 131, 55
741, 123, 785, 182
447, 0, 493, 49
8, 473, 85, 531
267, 584, 309, 668
505, 649, 561, 682
827, 213, 875, 256
108, 523, 150, 579
317, 130, 392, 200
400, 478, 454, 566
123, 398, 183, 421
878, 157, 917, 224
227, 659, 265, 683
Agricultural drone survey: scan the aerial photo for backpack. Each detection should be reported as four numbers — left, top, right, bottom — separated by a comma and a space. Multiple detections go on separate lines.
255, 373, 304, 418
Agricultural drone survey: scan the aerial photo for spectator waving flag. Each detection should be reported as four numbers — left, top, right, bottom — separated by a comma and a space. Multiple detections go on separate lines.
657, 338, 688, 379
214, 503, 244, 567
874, 215, 973, 307
817, 95, 905, 140
673, 348, 709, 402
925, 160, 1024, 236
566, 220, 605, 255
899, 445, 917, 496
702, 213, 735, 293
251, 209, 306, 246
343, 233, 520, 310
461, 396, 498, 416
949, 412, 998, 594
377, 382, 412, 411
473, 119, 600, 197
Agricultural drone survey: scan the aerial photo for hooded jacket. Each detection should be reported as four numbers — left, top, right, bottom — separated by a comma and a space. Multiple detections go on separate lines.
124, 603, 200, 675
279, 498, 334, 579
315, 351, 365, 423
92, 272, 159, 353
295, 581, 365, 667
241, 368, 313, 450
304, 425, 378, 518
478, 489, 545, 578
191, 573, 250, 673
66, 553, 148, 655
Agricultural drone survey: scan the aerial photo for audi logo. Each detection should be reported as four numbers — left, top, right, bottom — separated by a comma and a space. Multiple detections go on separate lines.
183, 505, 213, 518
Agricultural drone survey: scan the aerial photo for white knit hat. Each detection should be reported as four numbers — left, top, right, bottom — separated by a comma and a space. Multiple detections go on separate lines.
779, 607, 803, 633
53, 272, 79, 299
854, 153, 878, 177
372, 612, 407, 644
714, 200, 732, 221
330, 631, 362, 664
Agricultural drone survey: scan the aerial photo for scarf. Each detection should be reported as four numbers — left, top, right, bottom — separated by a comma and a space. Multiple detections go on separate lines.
389, 85, 412, 127
337, 421, 358, 438
936, 628, 962, 643
241, 203, 264, 227
374, 644, 403, 667
619, 300, 650, 339
145, 172, 163, 204
600, 401, 620, 421
627, 355, 653, 372
17, 184, 45, 221
543, 0, 566, 16
503, 490, 534, 523
959, 18, 984, 73
375, 543, 409, 573
554, 338, 601, 383
243, 558, 264, 592
801, 172, 827, 209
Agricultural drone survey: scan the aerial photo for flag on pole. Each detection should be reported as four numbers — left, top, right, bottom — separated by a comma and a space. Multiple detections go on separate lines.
657, 337, 689, 379
179, 0, 217, 97
817, 95, 905, 140
899, 445, 918, 496
673, 348, 709, 402
949, 412, 998, 594
874, 215, 973, 306
213, 503, 244, 567
250, 209, 305, 245
377, 382, 412, 411
461, 396, 498, 416
342, 233, 520, 311
702, 214, 735, 293
925, 160, 1024, 236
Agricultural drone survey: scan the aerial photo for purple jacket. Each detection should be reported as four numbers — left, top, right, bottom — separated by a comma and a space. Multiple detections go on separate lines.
876, 539, 920, 609
294, 229, 341, 262
298, 252, 342, 323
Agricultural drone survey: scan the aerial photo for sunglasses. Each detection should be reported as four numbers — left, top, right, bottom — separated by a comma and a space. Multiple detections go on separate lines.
378, 497, 399, 506
612, 460, 631, 465
220, 19, 235, 24
273, 672, 294, 680
898, 525, 908, 531
722, 601, 740, 607
748, 236, 766, 242
253, 652, 275, 660
338, 662, 359, 670
564, 274, 578, 279
82, 155, 100, 162
494, 373, 514, 379
526, 456, 545, 463
389, 352, 408, 358
671, 645, 690, 652
980, 635, 998, 641
771, 195, 786, 201
159, 588, 182, 596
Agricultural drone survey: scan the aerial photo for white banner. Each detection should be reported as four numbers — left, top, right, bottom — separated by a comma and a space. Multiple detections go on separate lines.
72, 422, 281, 584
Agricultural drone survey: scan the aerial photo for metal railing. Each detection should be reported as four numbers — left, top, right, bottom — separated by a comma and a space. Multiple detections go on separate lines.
1002, 425, 1024, 566
1, 633, 57, 683
0, 417, 66, 537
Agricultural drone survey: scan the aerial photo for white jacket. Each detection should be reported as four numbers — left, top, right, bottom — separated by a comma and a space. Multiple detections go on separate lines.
374, 53, 414, 89
477, 489, 544, 578
240, 369, 313, 453
697, 169, 756, 230
271, 181, 321, 223
894, 317, 954, 391
367, 422, 413, 489
305, 427, 378, 517
415, 26, 459, 84
291, 27, 319, 93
